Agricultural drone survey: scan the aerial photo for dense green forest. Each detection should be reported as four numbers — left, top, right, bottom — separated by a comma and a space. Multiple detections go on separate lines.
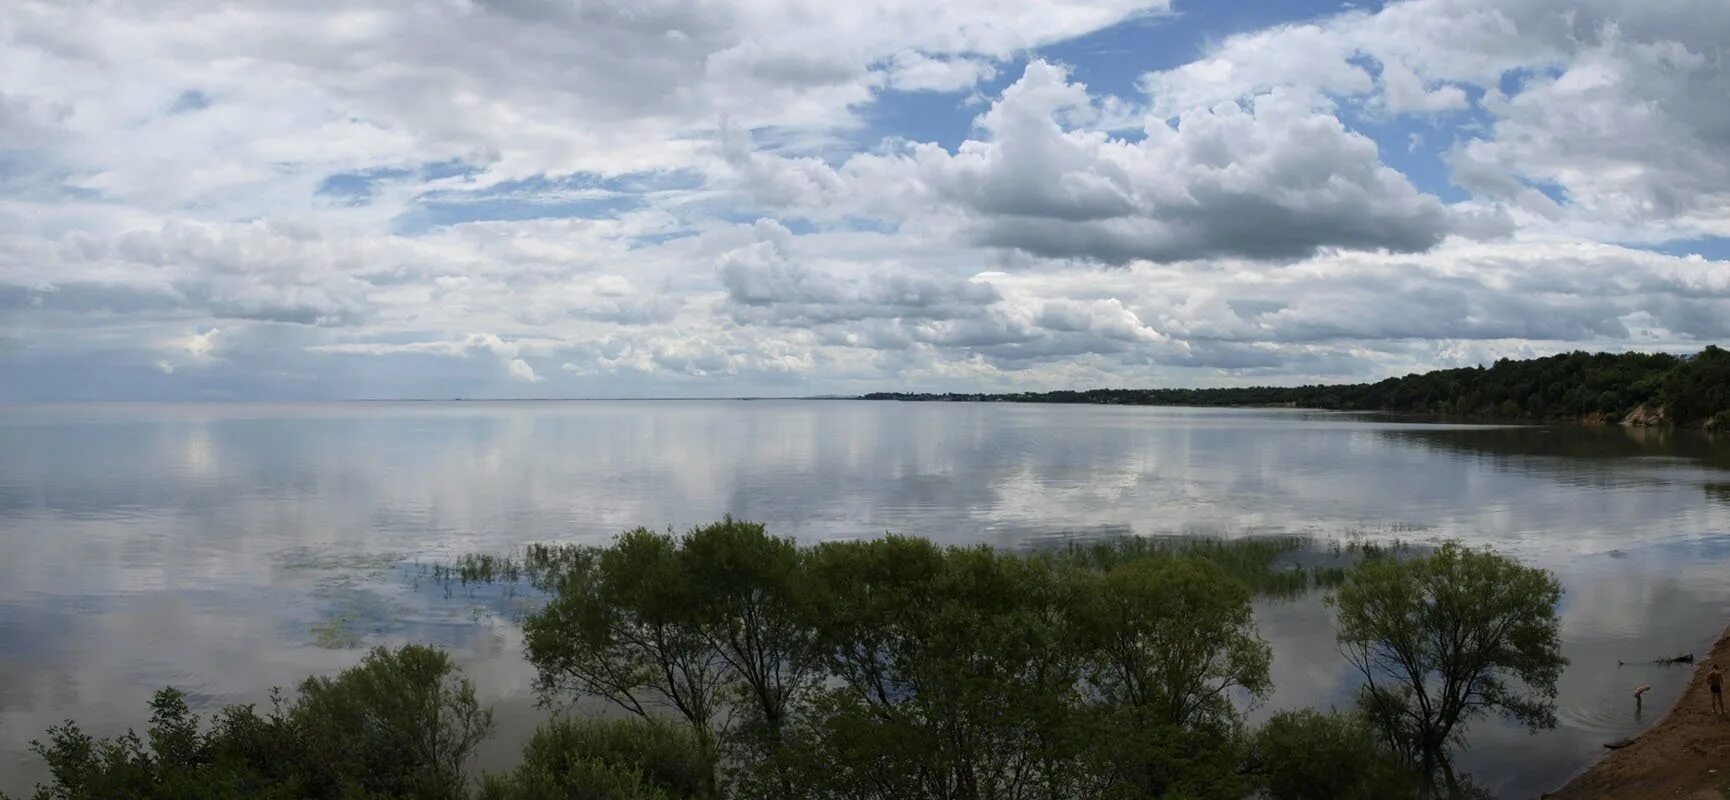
10, 521, 1562, 800
863, 347, 1730, 428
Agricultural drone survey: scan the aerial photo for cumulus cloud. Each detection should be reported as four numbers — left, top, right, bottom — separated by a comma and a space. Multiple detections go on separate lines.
717, 219, 1000, 324
1136, 0, 1730, 240
738, 60, 1456, 263
1, 0, 1171, 214
880, 52, 1000, 92
506, 358, 541, 384
1, 0, 1727, 399
1448, 29, 1730, 239
313, 332, 556, 385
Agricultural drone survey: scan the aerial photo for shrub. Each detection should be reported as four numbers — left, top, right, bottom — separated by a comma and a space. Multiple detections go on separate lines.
17, 644, 491, 800
1253, 710, 1416, 800
478, 717, 714, 800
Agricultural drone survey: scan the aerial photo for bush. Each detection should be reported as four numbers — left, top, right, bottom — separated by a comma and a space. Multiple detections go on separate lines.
17, 644, 492, 800
1253, 710, 1416, 800
291, 644, 493, 799
478, 718, 714, 800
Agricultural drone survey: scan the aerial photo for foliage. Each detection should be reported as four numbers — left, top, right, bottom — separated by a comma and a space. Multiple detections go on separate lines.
477, 717, 715, 800
512, 526, 1283, 800
680, 517, 819, 742
786, 540, 1089, 799
20, 688, 289, 800
1252, 710, 1417, 800
18, 645, 492, 800
523, 528, 729, 738
291, 644, 494, 798
1330, 542, 1565, 793
15, 520, 1563, 800
1064, 556, 1269, 799
1069, 557, 1270, 728
863, 346, 1730, 425
1057, 535, 1311, 596
1660, 345, 1730, 425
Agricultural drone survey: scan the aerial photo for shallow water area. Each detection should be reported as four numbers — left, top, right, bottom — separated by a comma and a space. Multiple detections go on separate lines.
2, 400, 1728, 797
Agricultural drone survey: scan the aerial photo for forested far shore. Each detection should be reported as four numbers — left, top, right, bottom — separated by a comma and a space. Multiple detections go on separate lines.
862, 347, 1730, 429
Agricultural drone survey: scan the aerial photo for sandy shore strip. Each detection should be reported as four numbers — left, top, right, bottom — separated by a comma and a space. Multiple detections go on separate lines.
1545, 629, 1730, 800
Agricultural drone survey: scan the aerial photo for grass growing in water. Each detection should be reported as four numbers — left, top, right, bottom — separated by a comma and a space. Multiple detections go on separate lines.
427, 532, 1416, 603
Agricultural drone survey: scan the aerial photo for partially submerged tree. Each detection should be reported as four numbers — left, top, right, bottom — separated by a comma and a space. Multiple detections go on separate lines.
781, 539, 1089, 799
680, 517, 820, 742
523, 529, 730, 741
1330, 542, 1565, 795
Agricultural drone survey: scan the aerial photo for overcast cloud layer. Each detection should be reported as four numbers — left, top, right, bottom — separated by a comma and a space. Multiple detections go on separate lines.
2, 0, 1727, 399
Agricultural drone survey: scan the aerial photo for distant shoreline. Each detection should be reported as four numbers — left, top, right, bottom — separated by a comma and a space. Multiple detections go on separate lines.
855, 348, 1730, 431
855, 392, 1663, 429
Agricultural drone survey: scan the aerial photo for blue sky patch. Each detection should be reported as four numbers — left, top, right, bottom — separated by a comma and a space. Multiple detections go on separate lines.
168, 89, 212, 113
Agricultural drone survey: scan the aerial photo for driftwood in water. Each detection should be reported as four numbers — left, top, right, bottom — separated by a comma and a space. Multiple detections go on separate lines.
1603, 737, 1638, 750
1617, 653, 1695, 666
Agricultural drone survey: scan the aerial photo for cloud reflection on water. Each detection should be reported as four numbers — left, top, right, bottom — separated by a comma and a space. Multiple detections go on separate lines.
1, 402, 1729, 797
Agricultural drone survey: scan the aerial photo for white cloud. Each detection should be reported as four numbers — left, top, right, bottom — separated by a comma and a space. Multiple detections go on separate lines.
734, 60, 1457, 263
0, 0, 1171, 217
1136, 0, 1730, 240
881, 52, 1000, 92
182, 328, 220, 360
716, 219, 1001, 324
1, 0, 1727, 399
506, 358, 541, 384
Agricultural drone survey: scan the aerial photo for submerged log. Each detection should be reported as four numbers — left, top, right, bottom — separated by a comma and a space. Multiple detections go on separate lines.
1617, 653, 1695, 666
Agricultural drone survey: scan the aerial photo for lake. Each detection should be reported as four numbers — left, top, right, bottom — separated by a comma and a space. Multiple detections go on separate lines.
2, 400, 1729, 797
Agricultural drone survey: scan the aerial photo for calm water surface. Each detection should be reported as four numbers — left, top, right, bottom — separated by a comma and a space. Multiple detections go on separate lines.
3, 401, 1729, 797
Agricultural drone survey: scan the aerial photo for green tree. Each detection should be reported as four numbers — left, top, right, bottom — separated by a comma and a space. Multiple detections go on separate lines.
1329, 542, 1565, 796
1253, 710, 1416, 800
1066, 556, 1271, 799
478, 717, 715, 800
680, 517, 819, 741
291, 644, 493, 799
785, 539, 1087, 800
523, 529, 729, 742
522, 519, 821, 778
1069, 556, 1270, 727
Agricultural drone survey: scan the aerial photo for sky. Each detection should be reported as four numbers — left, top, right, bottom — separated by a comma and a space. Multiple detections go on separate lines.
2, 0, 1728, 400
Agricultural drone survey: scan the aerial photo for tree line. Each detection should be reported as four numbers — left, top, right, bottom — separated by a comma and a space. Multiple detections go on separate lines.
863, 346, 1730, 428
10, 520, 1565, 800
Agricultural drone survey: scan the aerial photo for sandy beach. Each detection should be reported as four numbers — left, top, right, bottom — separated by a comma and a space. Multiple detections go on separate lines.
1546, 630, 1730, 800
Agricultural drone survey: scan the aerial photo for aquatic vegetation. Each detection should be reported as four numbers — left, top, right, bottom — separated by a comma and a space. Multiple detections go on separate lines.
274, 547, 404, 577
306, 577, 411, 650
1050, 532, 1417, 597
431, 529, 1416, 605
16, 522, 1551, 800
309, 614, 363, 649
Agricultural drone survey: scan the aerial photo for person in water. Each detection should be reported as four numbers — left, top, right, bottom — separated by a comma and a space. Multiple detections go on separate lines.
1709, 664, 1724, 715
